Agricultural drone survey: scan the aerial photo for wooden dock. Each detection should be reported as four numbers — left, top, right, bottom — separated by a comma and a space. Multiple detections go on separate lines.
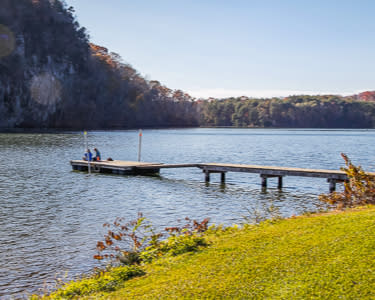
70, 159, 373, 192
70, 160, 164, 175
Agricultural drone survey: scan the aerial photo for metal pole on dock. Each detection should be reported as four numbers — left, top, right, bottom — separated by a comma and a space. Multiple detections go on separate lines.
84, 131, 91, 174
138, 129, 142, 162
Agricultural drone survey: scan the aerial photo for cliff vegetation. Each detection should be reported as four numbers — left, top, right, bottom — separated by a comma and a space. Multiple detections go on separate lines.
0, 0, 198, 129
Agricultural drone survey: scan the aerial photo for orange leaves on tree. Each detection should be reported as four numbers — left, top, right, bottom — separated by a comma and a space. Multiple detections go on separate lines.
96, 241, 106, 251
319, 153, 375, 208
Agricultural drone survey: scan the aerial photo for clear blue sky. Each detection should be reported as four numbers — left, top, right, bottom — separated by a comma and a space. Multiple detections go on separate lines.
65, 0, 375, 98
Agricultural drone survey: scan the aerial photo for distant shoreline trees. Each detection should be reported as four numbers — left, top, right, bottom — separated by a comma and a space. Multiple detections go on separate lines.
198, 95, 375, 128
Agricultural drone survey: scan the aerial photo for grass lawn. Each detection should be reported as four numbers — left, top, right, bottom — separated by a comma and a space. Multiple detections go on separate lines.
51, 206, 375, 299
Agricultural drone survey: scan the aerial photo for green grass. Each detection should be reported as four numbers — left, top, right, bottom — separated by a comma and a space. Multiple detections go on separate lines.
50, 207, 375, 299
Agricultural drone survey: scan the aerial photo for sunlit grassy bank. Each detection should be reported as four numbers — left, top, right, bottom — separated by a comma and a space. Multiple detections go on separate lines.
45, 206, 375, 299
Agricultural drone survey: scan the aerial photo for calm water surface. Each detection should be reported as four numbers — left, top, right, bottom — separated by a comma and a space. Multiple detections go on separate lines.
0, 128, 374, 297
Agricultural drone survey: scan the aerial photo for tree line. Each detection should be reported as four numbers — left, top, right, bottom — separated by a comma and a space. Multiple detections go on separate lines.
198, 95, 375, 128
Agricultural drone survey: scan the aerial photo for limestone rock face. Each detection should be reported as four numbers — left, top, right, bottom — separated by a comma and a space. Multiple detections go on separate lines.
0, 0, 199, 129
0, 0, 90, 128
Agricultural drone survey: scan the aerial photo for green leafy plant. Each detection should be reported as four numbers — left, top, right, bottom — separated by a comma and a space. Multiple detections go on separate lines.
94, 215, 210, 265
140, 218, 209, 263
94, 213, 160, 265
319, 153, 375, 208
47, 265, 145, 298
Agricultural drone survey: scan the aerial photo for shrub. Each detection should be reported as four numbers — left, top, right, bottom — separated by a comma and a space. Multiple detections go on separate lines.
94, 213, 160, 263
94, 215, 210, 265
319, 153, 375, 208
140, 233, 207, 263
49, 265, 145, 298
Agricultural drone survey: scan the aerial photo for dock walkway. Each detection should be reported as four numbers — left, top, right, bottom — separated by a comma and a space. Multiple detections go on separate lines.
70, 160, 370, 192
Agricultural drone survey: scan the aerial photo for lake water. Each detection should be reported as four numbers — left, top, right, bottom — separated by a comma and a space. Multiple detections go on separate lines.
1, 128, 374, 297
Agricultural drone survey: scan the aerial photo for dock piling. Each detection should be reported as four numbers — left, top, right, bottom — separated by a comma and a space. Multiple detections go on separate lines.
221, 172, 226, 184
328, 178, 337, 192
260, 174, 283, 190
261, 175, 267, 188
278, 176, 283, 189
205, 170, 210, 183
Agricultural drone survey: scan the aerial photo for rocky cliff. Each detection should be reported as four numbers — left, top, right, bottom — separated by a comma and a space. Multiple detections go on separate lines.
0, 0, 198, 129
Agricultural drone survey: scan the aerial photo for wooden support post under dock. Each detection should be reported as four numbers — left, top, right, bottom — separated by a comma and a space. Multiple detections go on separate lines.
261, 175, 267, 188
328, 179, 337, 193
278, 176, 283, 189
205, 170, 210, 183
261, 174, 283, 190
221, 172, 226, 184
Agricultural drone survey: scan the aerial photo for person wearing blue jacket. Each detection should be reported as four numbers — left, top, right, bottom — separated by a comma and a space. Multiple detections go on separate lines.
83, 149, 93, 161
93, 148, 101, 161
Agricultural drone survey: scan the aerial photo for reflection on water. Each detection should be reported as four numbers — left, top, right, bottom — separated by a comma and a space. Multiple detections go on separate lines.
0, 128, 374, 297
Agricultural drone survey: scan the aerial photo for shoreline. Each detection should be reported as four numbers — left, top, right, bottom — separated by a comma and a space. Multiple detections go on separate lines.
43, 206, 375, 299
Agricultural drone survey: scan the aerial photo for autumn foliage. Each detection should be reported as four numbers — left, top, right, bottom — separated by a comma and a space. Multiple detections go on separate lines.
319, 153, 375, 208
357, 91, 375, 102
94, 214, 210, 264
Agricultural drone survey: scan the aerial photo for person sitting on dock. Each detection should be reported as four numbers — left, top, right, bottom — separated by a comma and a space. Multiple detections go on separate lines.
93, 148, 101, 161
83, 149, 93, 161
